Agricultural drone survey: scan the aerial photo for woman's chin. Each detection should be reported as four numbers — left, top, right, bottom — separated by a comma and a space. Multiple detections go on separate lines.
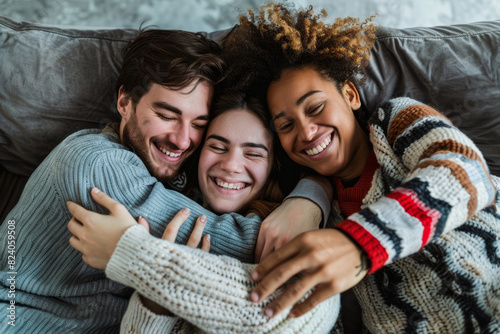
210, 202, 243, 215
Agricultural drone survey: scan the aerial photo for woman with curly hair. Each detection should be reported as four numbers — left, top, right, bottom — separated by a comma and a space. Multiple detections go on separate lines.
223, 3, 500, 333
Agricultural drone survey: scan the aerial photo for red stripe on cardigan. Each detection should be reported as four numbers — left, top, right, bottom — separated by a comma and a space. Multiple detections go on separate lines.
336, 219, 388, 273
386, 189, 441, 248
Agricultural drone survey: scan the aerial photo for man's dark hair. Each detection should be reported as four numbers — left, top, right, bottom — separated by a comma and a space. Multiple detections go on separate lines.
116, 29, 225, 104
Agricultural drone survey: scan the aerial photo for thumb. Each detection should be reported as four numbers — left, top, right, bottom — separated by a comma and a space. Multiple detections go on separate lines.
138, 215, 150, 233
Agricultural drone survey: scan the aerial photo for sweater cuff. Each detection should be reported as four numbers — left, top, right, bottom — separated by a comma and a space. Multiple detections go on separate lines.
285, 178, 331, 228
106, 224, 150, 286
121, 291, 179, 334
335, 220, 388, 273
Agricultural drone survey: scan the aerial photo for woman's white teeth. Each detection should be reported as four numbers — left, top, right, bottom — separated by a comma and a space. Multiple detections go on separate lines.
160, 147, 181, 158
305, 136, 331, 156
216, 180, 245, 190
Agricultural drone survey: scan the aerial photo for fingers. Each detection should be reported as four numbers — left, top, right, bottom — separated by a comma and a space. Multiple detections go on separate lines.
251, 237, 301, 283
262, 273, 320, 318
67, 217, 84, 237
162, 209, 191, 242
200, 234, 211, 252
90, 187, 125, 214
186, 215, 207, 248
138, 216, 150, 232
66, 200, 93, 223
68, 235, 83, 253
288, 284, 332, 318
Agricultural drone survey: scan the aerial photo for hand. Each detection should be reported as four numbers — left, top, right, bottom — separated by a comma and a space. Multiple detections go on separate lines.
67, 187, 142, 269
140, 207, 210, 316
250, 229, 369, 318
255, 198, 322, 263
160, 208, 210, 252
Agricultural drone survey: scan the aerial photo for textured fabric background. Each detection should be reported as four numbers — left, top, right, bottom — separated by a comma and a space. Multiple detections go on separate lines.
1, 0, 499, 31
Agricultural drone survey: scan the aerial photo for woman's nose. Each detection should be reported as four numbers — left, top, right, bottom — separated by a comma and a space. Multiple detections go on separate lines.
220, 151, 243, 173
297, 120, 318, 142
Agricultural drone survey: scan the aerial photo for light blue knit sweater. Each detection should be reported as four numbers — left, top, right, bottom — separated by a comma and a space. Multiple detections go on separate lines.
0, 129, 326, 333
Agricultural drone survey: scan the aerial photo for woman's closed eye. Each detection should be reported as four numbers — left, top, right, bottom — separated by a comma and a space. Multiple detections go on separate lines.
245, 151, 265, 158
276, 120, 294, 133
209, 144, 226, 153
307, 102, 324, 116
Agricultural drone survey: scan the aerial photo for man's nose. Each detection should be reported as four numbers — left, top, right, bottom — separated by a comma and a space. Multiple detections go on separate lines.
168, 123, 190, 150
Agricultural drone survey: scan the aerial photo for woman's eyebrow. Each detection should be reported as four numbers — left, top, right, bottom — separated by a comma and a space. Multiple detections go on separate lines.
243, 142, 269, 152
206, 134, 229, 143
207, 134, 269, 152
296, 90, 321, 106
271, 90, 322, 122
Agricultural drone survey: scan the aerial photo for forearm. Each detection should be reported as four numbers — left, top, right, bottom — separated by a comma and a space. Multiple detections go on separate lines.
108, 225, 340, 334
285, 177, 332, 228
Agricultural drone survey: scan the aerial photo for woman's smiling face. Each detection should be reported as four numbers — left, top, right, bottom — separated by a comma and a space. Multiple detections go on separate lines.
267, 67, 368, 179
198, 109, 273, 214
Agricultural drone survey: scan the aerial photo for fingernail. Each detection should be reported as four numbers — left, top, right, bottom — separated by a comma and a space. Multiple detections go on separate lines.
288, 311, 296, 318
250, 292, 259, 302
206, 235, 210, 242
182, 208, 190, 215
92, 187, 100, 194
265, 307, 274, 318
200, 215, 206, 223
251, 271, 259, 281
138, 215, 143, 221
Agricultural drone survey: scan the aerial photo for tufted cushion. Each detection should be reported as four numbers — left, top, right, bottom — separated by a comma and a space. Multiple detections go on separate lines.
0, 17, 499, 178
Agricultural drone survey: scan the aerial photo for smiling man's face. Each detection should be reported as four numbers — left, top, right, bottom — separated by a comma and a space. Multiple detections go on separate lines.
118, 82, 212, 182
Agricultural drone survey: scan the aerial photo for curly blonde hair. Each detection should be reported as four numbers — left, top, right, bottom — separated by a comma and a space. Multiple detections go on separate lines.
220, 2, 376, 97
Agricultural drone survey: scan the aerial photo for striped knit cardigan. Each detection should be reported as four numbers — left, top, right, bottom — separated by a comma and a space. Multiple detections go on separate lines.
107, 97, 499, 334
334, 97, 500, 333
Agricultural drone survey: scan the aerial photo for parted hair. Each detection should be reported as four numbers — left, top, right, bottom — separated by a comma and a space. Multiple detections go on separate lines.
220, 2, 376, 103
116, 29, 225, 104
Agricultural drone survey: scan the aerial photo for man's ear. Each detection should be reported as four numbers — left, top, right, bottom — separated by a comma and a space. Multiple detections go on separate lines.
117, 85, 132, 120
342, 82, 361, 111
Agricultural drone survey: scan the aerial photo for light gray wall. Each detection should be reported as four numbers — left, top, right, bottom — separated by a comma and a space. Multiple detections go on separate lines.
1, 0, 499, 31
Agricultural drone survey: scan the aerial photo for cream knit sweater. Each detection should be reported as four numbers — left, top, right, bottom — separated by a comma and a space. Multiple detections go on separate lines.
107, 225, 340, 333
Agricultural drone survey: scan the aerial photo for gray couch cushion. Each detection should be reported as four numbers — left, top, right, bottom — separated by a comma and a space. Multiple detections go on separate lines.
0, 17, 499, 177
360, 21, 500, 176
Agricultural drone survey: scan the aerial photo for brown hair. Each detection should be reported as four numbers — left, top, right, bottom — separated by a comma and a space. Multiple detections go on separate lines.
220, 2, 377, 127
116, 29, 225, 104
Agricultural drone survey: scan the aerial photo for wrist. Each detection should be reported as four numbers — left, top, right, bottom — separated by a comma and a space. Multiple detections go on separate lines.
140, 294, 174, 316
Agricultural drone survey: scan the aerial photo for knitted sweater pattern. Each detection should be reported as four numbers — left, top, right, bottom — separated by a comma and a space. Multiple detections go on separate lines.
108, 225, 340, 334
0, 129, 265, 333
335, 98, 500, 333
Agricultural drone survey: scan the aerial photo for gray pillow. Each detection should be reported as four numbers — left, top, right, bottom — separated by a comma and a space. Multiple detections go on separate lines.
0, 17, 499, 177
360, 21, 500, 176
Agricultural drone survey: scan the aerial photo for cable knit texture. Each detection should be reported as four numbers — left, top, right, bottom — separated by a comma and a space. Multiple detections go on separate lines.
0, 128, 330, 333
333, 97, 500, 333
110, 225, 340, 334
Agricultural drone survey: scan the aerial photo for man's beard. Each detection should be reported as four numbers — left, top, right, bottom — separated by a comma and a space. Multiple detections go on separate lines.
122, 115, 179, 183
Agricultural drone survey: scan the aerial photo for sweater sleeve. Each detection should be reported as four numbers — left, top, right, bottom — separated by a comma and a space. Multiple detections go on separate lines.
120, 291, 181, 334
108, 225, 340, 334
336, 97, 497, 272
54, 131, 261, 263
